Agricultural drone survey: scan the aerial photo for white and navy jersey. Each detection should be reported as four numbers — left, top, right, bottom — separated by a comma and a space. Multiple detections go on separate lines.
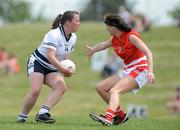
32, 26, 77, 70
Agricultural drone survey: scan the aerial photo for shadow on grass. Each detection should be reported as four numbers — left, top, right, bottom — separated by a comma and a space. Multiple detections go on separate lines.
0, 120, 102, 127
55, 120, 102, 127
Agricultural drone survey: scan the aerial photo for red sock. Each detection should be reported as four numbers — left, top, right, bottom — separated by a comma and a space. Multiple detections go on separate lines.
115, 106, 125, 118
105, 109, 115, 122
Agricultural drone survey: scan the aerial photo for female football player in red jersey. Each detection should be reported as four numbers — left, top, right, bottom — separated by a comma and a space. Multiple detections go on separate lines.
87, 14, 155, 126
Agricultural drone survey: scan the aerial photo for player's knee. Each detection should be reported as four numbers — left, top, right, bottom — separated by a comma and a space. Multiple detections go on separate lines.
109, 88, 121, 95
56, 85, 67, 95
109, 88, 115, 94
61, 85, 66, 94
96, 83, 104, 93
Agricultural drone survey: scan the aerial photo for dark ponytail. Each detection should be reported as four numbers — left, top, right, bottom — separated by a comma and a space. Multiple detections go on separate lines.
51, 11, 79, 29
51, 14, 63, 29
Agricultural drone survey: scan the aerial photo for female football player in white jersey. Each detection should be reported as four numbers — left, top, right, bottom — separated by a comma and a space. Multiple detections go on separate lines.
17, 11, 80, 123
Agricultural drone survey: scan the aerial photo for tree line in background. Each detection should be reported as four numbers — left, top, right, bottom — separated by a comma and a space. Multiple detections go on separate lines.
0, 0, 128, 23
0, 0, 31, 22
80, 0, 126, 21
0, 0, 180, 25
169, 5, 180, 27
0, 0, 44, 23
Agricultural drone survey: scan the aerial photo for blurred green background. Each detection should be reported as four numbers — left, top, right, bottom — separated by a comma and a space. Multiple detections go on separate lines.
1, 0, 180, 129
0, 22, 180, 130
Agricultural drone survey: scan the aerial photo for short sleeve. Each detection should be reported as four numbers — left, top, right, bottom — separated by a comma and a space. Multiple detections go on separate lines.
42, 31, 58, 50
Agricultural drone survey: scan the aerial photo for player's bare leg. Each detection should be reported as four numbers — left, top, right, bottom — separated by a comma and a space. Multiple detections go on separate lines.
17, 73, 44, 123
35, 73, 66, 123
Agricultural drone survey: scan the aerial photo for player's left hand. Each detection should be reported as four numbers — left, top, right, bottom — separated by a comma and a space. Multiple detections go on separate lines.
148, 71, 155, 84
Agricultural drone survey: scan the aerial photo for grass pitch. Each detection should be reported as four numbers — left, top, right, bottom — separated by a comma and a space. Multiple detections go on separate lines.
0, 116, 180, 130
0, 22, 180, 130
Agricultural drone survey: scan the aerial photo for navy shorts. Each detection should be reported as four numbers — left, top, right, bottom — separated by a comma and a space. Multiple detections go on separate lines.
27, 55, 58, 76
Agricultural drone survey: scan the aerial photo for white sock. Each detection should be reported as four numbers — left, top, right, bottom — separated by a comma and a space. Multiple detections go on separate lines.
18, 113, 28, 121
38, 105, 50, 115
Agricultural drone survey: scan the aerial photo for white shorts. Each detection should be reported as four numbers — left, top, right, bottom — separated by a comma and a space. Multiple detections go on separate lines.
118, 68, 149, 94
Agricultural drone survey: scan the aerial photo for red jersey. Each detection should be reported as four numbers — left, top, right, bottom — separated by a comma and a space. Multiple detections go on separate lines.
112, 29, 148, 78
112, 29, 147, 63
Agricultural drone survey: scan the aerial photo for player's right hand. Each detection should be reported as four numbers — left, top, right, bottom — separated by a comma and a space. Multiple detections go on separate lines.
59, 66, 73, 77
86, 45, 94, 60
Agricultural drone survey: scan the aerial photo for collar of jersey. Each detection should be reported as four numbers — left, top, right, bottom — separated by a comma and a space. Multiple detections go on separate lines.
59, 26, 72, 42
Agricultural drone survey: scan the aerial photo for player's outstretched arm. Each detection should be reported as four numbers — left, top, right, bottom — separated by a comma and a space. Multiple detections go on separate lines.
86, 38, 112, 60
